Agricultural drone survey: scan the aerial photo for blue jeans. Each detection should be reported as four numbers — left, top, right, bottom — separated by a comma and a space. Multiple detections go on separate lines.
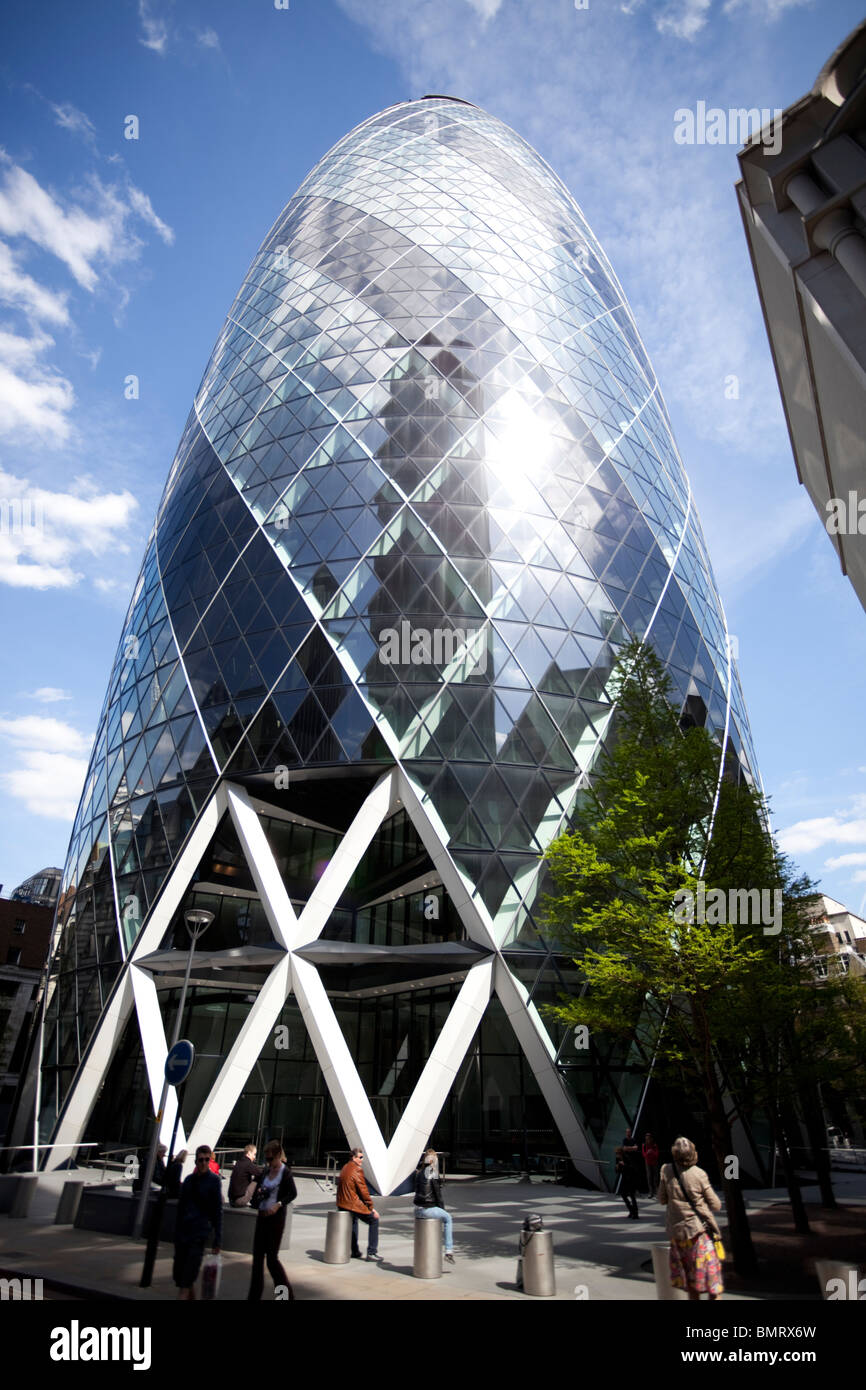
350, 1211, 378, 1256
415, 1205, 453, 1252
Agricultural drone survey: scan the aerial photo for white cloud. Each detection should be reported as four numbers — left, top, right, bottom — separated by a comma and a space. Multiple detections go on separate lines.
196, 26, 221, 49
138, 0, 169, 54
0, 158, 175, 294
0, 241, 69, 325
126, 184, 175, 246
825, 852, 866, 871
0, 353, 75, 443
723, 0, 812, 18
29, 687, 73, 704
0, 714, 88, 753
0, 163, 173, 442
0, 466, 138, 589
0, 160, 118, 291
777, 816, 866, 856
51, 102, 97, 146
1, 748, 88, 821
655, 0, 712, 40
467, 0, 503, 19
0, 715, 91, 820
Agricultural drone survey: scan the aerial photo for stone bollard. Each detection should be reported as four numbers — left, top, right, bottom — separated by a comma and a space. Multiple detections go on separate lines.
324, 1209, 352, 1264
55, 1180, 85, 1225
8, 1175, 38, 1219
815, 1258, 865, 1300
522, 1228, 556, 1296
652, 1242, 687, 1300
413, 1215, 442, 1279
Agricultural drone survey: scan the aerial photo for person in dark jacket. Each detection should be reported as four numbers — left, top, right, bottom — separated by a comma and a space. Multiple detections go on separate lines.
615, 1146, 639, 1219
165, 1149, 187, 1199
247, 1139, 297, 1300
413, 1148, 454, 1263
229, 1144, 263, 1207
173, 1145, 222, 1300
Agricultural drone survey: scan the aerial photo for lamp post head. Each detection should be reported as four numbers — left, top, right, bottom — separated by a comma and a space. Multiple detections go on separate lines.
184, 908, 214, 940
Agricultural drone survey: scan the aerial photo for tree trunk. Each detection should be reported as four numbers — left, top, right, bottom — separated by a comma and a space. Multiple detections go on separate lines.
800, 1083, 836, 1208
705, 1056, 757, 1275
773, 1112, 810, 1234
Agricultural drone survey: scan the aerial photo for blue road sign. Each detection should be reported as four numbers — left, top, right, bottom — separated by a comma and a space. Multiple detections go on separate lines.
165, 1039, 195, 1087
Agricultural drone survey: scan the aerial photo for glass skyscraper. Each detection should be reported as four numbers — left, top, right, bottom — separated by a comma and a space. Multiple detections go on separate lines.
29, 97, 758, 1192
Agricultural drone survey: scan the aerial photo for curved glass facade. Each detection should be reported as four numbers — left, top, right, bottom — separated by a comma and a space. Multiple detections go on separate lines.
34, 98, 758, 1186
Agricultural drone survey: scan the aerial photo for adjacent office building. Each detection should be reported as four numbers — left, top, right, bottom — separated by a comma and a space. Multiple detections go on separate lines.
0, 894, 54, 1141
737, 20, 866, 612
21, 98, 759, 1194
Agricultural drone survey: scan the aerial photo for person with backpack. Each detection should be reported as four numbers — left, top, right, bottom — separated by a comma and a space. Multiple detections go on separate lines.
413, 1148, 455, 1264
173, 1145, 222, 1301
657, 1136, 724, 1300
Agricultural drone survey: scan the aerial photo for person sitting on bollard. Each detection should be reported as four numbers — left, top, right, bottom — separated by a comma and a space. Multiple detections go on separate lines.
247, 1140, 296, 1300
615, 1146, 639, 1219
657, 1136, 724, 1301
337, 1147, 380, 1261
413, 1147, 455, 1264
173, 1145, 222, 1302
229, 1143, 264, 1207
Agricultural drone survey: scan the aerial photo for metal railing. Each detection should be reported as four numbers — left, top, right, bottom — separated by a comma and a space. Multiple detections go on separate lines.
0, 1142, 97, 1174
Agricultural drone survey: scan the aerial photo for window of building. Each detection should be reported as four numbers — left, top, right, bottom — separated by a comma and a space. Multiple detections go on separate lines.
14, 918, 26, 934
6, 948, 22, 966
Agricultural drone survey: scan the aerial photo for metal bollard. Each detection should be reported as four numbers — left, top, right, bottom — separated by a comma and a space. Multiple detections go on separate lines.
324, 1209, 352, 1264
522, 1228, 555, 1296
55, 1180, 85, 1225
815, 1258, 865, 1300
652, 1243, 687, 1300
413, 1214, 442, 1279
9, 1175, 37, 1218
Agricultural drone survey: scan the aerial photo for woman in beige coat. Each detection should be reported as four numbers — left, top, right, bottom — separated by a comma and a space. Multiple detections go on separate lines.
657, 1137, 723, 1299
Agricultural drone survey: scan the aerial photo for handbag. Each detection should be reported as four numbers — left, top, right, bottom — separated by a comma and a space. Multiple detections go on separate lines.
671, 1163, 726, 1261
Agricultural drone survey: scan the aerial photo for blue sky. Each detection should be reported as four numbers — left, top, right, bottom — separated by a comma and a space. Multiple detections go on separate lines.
1, 0, 864, 912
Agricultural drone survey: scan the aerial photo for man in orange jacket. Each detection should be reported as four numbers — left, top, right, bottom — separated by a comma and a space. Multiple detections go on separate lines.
337, 1147, 381, 1260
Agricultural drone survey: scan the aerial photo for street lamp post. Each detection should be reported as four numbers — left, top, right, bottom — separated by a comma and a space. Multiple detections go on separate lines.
132, 907, 214, 1243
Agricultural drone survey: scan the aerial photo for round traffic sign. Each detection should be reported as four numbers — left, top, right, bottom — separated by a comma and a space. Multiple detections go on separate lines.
164, 1038, 195, 1086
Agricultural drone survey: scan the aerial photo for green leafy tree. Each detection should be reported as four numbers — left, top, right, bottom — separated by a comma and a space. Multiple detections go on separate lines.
542, 637, 852, 1273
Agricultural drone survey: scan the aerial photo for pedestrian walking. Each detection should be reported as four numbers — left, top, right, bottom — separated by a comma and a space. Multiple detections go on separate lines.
173, 1145, 222, 1301
247, 1139, 296, 1300
337, 1147, 380, 1261
657, 1136, 724, 1300
642, 1132, 660, 1194
229, 1143, 263, 1207
615, 1146, 639, 1219
622, 1125, 644, 1192
413, 1148, 455, 1263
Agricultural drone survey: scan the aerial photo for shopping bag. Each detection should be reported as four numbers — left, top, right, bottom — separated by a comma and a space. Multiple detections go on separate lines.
200, 1252, 222, 1300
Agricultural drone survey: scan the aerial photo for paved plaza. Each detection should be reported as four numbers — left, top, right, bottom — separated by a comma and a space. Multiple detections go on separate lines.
3, 1169, 862, 1301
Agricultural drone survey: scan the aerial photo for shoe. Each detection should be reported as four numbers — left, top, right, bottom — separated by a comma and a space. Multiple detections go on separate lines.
366, 1252, 382, 1262
351, 1251, 363, 1259
445, 1252, 455, 1264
